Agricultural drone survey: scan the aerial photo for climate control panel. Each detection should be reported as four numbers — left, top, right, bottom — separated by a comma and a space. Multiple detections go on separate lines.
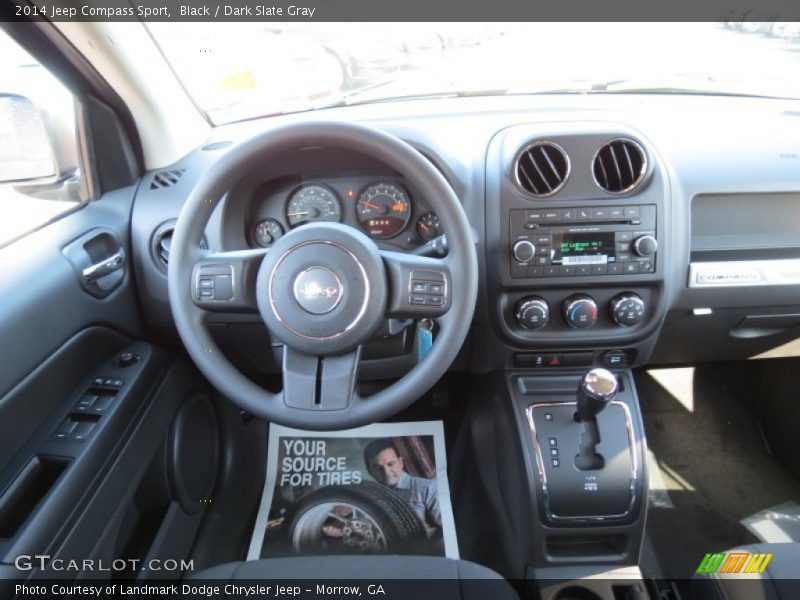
562, 294, 598, 329
513, 292, 646, 331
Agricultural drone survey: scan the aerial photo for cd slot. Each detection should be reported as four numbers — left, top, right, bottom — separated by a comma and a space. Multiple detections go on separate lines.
541, 218, 635, 227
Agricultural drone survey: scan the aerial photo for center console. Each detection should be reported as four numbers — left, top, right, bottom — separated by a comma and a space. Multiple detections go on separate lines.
468, 122, 667, 598
479, 121, 671, 373
466, 368, 650, 600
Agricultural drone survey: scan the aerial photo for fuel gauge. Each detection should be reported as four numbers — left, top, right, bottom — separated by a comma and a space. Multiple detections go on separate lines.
252, 218, 284, 248
415, 212, 442, 242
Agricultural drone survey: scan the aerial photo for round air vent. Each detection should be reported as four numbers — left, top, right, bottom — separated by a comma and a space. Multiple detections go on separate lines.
592, 138, 647, 194
156, 227, 173, 268
514, 141, 570, 197
152, 221, 206, 272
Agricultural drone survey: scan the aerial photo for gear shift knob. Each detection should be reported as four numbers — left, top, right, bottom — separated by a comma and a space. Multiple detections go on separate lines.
576, 368, 618, 422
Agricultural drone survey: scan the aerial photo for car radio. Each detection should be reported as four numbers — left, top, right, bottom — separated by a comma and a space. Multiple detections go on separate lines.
509, 204, 657, 279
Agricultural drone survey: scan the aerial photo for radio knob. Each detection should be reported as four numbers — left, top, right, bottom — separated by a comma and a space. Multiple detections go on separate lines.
562, 294, 598, 329
515, 296, 549, 330
610, 293, 646, 327
632, 235, 657, 257
512, 240, 536, 262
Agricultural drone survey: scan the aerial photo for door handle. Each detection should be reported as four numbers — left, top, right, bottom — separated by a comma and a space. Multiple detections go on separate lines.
81, 250, 125, 284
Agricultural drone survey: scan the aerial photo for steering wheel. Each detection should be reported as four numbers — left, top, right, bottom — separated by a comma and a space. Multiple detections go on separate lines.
168, 121, 477, 430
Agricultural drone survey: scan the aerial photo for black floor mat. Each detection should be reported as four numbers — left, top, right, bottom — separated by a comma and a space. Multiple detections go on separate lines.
636, 364, 800, 581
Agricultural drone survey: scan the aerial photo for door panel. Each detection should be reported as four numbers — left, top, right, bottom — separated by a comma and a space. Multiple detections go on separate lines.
0, 185, 142, 403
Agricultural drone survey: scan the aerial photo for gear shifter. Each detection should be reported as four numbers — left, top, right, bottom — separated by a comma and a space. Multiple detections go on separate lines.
575, 368, 618, 422
528, 368, 637, 520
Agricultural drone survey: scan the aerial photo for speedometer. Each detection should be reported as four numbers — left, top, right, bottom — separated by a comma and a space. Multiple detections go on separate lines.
286, 184, 342, 228
355, 182, 411, 239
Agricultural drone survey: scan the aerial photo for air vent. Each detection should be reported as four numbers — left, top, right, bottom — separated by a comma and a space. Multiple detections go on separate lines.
150, 169, 185, 190
153, 224, 206, 271
592, 139, 647, 194
155, 227, 173, 268
515, 141, 570, 197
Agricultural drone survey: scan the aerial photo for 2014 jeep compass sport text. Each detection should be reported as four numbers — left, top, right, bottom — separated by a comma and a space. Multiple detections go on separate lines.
1, 15, 800, 600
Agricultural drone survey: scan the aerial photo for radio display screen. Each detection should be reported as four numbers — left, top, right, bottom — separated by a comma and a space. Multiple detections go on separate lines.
553, 232, 615, 265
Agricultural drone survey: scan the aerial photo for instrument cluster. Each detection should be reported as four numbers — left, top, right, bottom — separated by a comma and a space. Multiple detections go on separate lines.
248, 177, 442, 250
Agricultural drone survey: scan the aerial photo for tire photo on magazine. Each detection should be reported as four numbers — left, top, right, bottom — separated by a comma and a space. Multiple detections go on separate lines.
256, 433, 446, 558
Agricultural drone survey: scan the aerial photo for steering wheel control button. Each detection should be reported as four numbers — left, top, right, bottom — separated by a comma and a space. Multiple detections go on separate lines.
515, 296, 549, 331
194, 264, 234, 302
610, 293, 646, 326
408, 270, 448, 308
292, 266, 343, 315
563, 294, 598, 329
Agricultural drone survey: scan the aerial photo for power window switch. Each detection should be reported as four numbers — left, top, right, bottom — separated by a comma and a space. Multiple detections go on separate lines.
78, 394, 97, 408
52, 419, 78, 441
90, 396, 112, 414
71, 421, 96, 442
75, 395, 98, 412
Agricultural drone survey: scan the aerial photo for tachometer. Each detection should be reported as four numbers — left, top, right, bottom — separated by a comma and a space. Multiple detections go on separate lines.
252, 218, 284, 247
355, 182, 411, 239
286, 184, 342, 228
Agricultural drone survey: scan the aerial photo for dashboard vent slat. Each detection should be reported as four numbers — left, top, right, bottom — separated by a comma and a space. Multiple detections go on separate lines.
593, 139, 647, 194
150, 169, 186, 190
515, 141, 569, 197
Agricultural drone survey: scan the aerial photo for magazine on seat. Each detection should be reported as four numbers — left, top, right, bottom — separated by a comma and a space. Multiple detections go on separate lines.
247, 421, 459, 560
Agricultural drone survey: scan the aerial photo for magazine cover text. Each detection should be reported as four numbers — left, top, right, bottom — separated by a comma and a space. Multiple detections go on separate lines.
247, 422, 458, 559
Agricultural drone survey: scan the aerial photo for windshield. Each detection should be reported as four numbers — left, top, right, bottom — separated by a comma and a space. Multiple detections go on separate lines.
147, 22, 800, 125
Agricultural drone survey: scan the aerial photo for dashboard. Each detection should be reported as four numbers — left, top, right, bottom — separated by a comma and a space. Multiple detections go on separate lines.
129, 93, 800, 376
246, 174, 441, 252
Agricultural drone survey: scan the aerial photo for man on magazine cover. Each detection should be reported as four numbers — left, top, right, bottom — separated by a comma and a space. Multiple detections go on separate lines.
363, 438, 441, 538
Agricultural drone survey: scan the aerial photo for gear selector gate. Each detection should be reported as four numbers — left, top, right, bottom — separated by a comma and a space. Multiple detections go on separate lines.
524, 369, 640, 522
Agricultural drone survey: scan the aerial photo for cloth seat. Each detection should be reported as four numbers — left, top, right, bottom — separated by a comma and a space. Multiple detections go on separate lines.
189, 555, 518, 600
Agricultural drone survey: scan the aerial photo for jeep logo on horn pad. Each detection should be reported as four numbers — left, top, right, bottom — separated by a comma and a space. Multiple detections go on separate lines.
292, 266, 344, 315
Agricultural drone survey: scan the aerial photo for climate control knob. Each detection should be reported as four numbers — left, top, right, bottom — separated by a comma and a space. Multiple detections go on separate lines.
632, 235, 657, 257
610, 293, 646, 327
562, 294, 598, 329
515, 296, 550, 331
512, 240, 536, 263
